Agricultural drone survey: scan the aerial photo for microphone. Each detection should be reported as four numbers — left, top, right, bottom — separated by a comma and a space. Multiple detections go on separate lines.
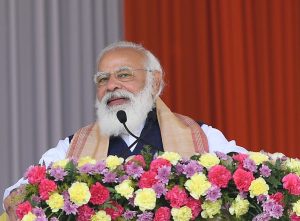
116, 110, 139, 139
116, 110, 158, 151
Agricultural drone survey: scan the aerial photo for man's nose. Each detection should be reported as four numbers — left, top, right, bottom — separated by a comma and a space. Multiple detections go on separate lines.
105, 75, 122, 91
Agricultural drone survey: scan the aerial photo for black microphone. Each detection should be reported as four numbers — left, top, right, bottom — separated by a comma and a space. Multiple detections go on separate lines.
116, 110, 160, 153
116, 110, 139, 139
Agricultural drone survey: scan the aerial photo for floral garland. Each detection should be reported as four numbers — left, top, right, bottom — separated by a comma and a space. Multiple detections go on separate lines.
15, 148, 300, 221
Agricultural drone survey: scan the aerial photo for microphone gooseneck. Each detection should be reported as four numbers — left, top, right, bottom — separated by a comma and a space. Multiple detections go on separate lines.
116, 110, 139, 139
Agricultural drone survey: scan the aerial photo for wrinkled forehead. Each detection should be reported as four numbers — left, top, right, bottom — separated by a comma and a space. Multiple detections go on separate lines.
97, 48, 147, 71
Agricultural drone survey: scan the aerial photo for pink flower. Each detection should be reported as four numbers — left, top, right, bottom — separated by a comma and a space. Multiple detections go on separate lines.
270, 192, 284, 206
150, 158, 172, 173
282, 173, 300, 195
77, 205, 95, 221
208, 165, 232, 188
16, 201, 32, 219
127, 155, 146, 168
233, 153, 249, 168
165, 185, 188, 208
233, 168, 254, 192
291, 213, 300, 221
154, 207, 171, 221
138, 171, 158, 188
26, 165, 46, 184
105, 201, 124, 220
38, 179, 57, 200
89, 182, 110, 205
186, 197, 202, 220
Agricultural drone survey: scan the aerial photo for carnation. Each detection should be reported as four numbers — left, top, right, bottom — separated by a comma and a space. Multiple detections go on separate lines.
184, 173, 211, 199
282, 173, 300, 195
89, 182, 110, 205
198, 153, 220, 169
154, 207, 171, 221
171, 206, 193, 221
68, 182, 91, 206
134, 188, 156, 211
16, 201, 32, 219
165, 185, 188, 208
38, 179, 57, 200
150, 158, 172, 173
233, 168, 254, 192
26, 165, 46, 184
208, 165, 231, 188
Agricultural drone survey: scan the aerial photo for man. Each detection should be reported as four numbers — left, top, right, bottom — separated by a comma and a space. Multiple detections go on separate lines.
3, 41, 246, 218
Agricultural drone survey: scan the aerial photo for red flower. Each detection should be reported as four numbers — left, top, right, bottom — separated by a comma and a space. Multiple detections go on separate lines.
154, 207, 171, 221
208, 165, 232, 188
105, 201, 124, 220
16, 201, 32, 219
186, 197, 202, 220
26, 165, 46, 184
127, 155, 146, 168
270, 192, 284, 206
138, 171, 158, 188
282, 173, 300, 195
38, 179, 57, 200
165, 185, 188, 208
77, 205, 95, 221
89, 182, 110, 205
150, 158, 172, 173
291, 213, 300, 221
233, 168, 254, 192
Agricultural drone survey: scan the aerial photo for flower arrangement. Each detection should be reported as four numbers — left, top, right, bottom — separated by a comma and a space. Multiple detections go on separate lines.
15, 147, 300, 221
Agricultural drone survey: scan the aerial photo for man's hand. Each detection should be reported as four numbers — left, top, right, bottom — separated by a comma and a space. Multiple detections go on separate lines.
3, 185, 26, 221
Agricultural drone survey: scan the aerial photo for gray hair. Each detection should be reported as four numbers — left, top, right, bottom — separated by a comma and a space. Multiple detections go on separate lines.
96, 41, 165, 96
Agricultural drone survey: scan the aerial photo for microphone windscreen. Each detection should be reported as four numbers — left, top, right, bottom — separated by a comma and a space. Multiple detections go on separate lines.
116, 110, 127, 124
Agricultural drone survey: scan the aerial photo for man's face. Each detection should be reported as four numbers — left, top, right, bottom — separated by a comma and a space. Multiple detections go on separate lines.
96, 48, 148, 106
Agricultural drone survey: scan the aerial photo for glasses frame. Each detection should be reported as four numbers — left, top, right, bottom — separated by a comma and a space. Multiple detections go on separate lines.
93, 67, 154, 86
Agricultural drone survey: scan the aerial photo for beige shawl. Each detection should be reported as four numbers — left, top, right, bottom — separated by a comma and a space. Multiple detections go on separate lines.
67, 98, 208, 160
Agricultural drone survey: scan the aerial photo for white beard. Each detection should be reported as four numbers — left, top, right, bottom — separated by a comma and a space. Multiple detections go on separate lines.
95, 77, 155, 137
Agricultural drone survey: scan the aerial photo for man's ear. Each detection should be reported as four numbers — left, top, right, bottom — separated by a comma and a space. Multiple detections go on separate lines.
152, 71, 162, 95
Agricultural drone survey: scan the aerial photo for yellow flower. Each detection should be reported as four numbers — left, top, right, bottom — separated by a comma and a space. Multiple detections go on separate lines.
21, 212, 36, 221
159, 152, 181, 165
115, 180, 134, 199
68, 182, 91, 206
199, 153, 220, 169
293, 200, 300, 216
46, 192, 64, 212
201, 200, 222, 218
249, 177, 269, 197
78, 156, 96, 167
184, 173, 211, 199
91, 210, 111, 221
105, 155, 124, 170
134, 188, 156, 211
286, 158, 300, 175
52, 159, 69, 168
171, 206, 193, 221
249, 152, 269, 165
229, 195, 250, 217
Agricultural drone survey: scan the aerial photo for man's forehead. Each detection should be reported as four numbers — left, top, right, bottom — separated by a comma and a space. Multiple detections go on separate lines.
98, 48, 146, 70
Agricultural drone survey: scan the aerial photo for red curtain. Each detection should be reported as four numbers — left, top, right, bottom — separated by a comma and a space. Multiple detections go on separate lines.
124, 0, 300, 158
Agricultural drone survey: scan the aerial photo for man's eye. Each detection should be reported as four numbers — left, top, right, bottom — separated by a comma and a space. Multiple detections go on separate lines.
98, 77, 109, 84
116, 72, 132, 79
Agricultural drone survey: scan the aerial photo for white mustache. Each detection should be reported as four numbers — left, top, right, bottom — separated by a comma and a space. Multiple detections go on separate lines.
101, 90, 134, 105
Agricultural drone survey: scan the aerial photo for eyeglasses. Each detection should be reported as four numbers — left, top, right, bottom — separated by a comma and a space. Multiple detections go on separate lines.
94, 67, 153, 86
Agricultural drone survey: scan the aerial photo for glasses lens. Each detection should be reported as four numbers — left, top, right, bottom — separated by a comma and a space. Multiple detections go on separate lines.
95, 73, 109, 85
115, 69, 134, 82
